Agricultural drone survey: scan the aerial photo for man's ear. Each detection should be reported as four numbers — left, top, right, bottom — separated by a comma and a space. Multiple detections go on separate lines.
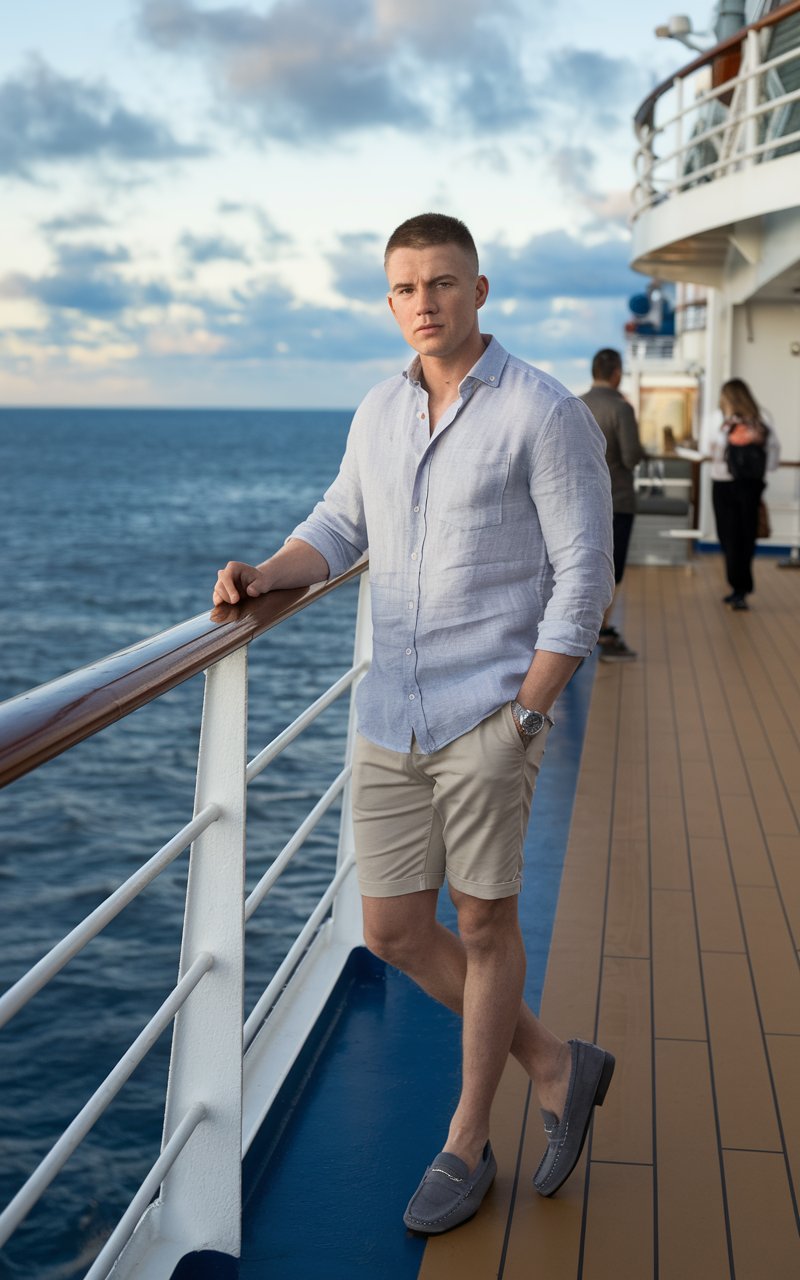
387, 293, 398, 321
475, 275, 489, 311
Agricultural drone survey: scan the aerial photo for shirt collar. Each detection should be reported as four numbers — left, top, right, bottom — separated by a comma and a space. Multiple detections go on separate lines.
402, 335, 509, 390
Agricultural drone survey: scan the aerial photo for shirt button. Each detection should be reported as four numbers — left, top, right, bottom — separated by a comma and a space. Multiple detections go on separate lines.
405, 648, 412, 655
418, 412, 426, 420
411, 552, 418, 561
413, 505, 420, 513
407, 601, 414, 609
489, 375, 496, 382
408, 693, 415, 701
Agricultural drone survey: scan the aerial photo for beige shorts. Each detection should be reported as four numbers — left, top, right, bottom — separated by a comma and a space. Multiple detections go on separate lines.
352, 704, 551, 901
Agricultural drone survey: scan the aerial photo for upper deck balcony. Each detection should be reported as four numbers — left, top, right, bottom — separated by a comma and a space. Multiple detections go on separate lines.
631, 0, 800, 288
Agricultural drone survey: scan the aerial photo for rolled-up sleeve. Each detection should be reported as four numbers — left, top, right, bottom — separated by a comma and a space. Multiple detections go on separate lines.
532, 398, 615, 655
288, 424, 368, 579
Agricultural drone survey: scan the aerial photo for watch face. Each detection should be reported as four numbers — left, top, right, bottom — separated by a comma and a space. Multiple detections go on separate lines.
521, 709, 545, 735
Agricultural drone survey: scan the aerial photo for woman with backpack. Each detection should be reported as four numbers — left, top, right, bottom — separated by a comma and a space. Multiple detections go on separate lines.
710, 378, 780, 611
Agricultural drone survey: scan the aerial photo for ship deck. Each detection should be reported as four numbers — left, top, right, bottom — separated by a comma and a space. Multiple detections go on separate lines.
419, 554, 800, 1280
239, 554, 800, 1280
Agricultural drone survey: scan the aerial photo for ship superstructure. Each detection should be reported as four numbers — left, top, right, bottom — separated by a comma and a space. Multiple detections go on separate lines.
630, 0, 800, 549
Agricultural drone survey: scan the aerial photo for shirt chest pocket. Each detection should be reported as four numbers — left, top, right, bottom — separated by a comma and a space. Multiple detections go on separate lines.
435, 450, 511, 531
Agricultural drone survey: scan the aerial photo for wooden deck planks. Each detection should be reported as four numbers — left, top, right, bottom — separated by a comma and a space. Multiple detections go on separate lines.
419, 557, 800, 1279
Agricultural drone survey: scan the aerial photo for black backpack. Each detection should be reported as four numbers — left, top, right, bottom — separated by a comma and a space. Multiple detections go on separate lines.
724, 420, 767, 482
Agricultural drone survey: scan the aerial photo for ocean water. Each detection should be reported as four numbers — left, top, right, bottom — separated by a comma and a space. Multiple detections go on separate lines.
0, 409, 360, 1279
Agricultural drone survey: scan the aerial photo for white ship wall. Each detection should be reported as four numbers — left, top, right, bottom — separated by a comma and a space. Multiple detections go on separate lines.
731, 298, 800, 544
699, 292, 800, 546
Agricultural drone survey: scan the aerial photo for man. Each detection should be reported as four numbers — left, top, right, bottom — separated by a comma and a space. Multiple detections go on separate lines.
214, 214, 615, 1234
580, 348, 646, 662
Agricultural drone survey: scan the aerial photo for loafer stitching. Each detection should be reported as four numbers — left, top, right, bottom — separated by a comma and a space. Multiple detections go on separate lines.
407, 1181, 476, 1226
405, 1151, 495, 1228
536, 1119, 570, 1186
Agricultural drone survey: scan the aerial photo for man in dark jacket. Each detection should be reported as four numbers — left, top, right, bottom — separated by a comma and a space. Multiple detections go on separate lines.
581, 348, 645, 662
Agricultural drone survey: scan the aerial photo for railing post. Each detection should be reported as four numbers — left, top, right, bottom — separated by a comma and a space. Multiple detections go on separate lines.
674, 74, 684, 193
332, 572, 372, 947
744, 28, 760, 164
157, 647, 248, 1260
643, 121, 657, 207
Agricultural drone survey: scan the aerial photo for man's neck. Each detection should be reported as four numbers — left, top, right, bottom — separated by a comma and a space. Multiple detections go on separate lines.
592, 379, 619, 390
419, 334, 488, 403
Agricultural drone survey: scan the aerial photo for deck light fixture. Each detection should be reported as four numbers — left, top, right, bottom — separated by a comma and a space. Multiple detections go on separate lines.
655, 14, 715, 52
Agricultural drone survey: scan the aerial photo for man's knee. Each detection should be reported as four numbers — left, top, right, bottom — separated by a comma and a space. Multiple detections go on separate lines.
452, 890, 520, 954
361, 891, 437, 968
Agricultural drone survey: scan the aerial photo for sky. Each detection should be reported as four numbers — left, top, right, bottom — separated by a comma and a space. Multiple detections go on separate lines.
0, 0, 699, 407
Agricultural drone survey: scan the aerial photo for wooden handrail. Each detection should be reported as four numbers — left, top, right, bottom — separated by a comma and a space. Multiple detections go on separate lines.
0, 558, 368, 790
634, 0, 800, 130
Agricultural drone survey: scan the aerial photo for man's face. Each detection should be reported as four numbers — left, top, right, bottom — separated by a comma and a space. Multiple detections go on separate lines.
385, 242, 489, 363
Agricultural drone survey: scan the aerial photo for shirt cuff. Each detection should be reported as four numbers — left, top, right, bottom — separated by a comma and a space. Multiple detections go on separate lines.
535, 621, 601, 658
287, 520, 352, 581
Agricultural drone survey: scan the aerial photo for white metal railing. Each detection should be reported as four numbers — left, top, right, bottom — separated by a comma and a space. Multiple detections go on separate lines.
0, 568, 372, 1278
625, 334, 677, 363
633, 14, 800, 215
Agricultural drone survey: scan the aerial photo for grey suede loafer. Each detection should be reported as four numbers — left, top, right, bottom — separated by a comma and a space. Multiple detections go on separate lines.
403, 1141, 497, 1235
533, 1038, 615, 1197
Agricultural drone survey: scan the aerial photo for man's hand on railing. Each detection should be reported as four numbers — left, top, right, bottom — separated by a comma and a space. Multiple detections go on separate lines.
213, 541, 331, 606
213, 561, 272, 605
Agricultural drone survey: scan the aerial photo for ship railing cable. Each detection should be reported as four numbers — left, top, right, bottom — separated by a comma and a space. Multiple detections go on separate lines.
0, 806, 220, 1030
0, 954, 212, 1249
83, 1103, 208, 1280
0, 559, 371, 1278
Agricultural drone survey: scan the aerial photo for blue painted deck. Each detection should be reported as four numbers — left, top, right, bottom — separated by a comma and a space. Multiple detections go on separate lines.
237, 662, 595, 1279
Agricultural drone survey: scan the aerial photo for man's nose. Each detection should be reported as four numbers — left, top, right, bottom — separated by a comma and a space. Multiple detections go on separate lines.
417, 288, 438, 314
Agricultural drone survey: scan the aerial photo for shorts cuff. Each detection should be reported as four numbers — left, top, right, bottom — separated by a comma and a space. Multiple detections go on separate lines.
445, 871, 522, 900
358, 872, 444, 899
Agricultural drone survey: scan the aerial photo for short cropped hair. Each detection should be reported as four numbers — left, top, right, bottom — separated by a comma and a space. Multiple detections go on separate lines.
591, 348, 623, 382
384, 213, 479, 273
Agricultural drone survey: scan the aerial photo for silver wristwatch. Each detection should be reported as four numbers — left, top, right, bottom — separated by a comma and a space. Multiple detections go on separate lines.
511, 700, 554, 738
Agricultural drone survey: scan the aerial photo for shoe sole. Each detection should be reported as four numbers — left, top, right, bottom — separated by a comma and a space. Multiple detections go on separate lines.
534, 1051, 616, 1197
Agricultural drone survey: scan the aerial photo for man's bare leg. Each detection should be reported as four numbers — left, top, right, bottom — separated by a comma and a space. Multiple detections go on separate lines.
362, 889, 571, 1170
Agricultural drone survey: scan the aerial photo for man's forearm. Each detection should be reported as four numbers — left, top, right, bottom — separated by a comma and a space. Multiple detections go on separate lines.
515, 649, 581, 716
256, 539, 331, 590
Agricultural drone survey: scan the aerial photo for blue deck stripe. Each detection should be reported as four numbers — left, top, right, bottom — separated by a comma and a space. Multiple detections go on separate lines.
238, 658, 596, 1279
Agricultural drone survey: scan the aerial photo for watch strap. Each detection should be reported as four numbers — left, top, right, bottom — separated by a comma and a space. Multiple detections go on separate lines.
511, 700, 554, 736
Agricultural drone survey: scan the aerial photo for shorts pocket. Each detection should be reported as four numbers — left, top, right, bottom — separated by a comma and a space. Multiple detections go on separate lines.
503, 702, 552, 758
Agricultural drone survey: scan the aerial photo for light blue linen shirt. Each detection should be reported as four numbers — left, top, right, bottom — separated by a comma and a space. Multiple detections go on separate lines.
290, 336, 614, 753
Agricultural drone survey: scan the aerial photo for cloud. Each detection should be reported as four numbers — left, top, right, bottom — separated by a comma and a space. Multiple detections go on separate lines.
2, 271, 132, 316
40, 210, 113, 234
138, 0, 538, 139
325, 232, 387, 303
1, 222, 636, 384
483, 229, 640, 302
542, 48, 645, 128
180, 232, 250, 263
325, 224, 640, 313
0, 57, 206, 180
1, 240, 172, 317
217, 202, 294, 252
549, 145, 633, 229
215, 278, 401, 361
